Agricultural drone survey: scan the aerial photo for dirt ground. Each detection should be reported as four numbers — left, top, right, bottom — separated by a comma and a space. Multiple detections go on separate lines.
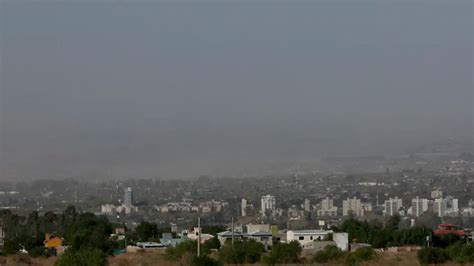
0, 251, 457, 266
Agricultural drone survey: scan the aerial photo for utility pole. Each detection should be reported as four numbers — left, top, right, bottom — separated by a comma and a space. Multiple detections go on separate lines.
231, 217, 234, 248
197, 217, 201, 257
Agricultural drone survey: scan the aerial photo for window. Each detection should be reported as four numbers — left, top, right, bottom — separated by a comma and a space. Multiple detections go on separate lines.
310, 236, 313, 240
299, 236, 304, 240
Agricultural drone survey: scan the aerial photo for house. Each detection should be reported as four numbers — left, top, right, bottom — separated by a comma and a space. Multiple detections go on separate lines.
247, 231, 273, 248
44, 234, 65, 255
187, 227, 214, 243
159, 233, 187, 247
286, 230, 333, 248
217, 231, 246, 246
433, 223, 469, 237
135, 242, 165, 248
217, 230, 273, 249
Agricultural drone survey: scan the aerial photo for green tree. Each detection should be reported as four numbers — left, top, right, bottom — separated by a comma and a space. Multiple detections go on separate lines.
63, 213, 114, 254
202, 237, 220, 250
133, 221, 159, 242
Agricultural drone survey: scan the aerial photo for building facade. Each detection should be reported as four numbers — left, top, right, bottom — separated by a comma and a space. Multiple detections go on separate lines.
411, 197, 429, 217
317, 197, 338, 216
342, 197, 364, 216
261, 195, 276, 216
384, 197, 403, 216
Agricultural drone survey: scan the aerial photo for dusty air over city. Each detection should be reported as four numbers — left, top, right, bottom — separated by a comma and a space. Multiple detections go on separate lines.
0, 1, 472, 265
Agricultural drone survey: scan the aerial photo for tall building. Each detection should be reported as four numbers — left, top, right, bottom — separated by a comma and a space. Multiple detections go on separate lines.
411, 197, 429, 217
124, 187, 134, 207
342, 197, 364, 216
434, 197, 459, 217
384, 197, 403, 216
317, 197, 338, 216
434, 198, 447, 217
451, 198, 459, 213
261, 195, 276, 216
304, 199, 311, 212
241, 198, 247, 217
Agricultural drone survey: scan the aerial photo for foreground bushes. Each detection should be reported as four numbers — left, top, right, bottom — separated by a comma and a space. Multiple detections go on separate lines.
311, 245, 345, 263
345, 247, 377, 265
261, 241, 302, 265
446, 242, 474, 263
311, 246, 376, 265
418, 242, 474, 265
417, 247, 449, 265
55, 248, 107, 266
219, 239, 266, 264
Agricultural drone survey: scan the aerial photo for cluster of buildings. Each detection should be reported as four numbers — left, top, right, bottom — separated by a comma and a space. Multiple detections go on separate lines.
100, 187, 230, 215
383, 194, 461, 218
155, 200, 229, 214
245, 190, 473, 220
101, 187, 138, 215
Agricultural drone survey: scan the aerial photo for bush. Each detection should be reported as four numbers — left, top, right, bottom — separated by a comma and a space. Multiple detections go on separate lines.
28, 246, 46, 258
417, 247, 450, 265
55, 248, 107, 266
311, 245, 345, 263
202, 237, 220, 250
345, 247, 376, 265
432, 233, 462, 248
446, 242, 474, 263
219, 239, 265, 264
188, 254, 222, 266
165, 240, 199, 261
262, 241, 302, 265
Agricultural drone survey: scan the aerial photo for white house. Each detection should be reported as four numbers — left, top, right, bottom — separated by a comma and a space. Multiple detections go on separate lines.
187, 227, 214, 243
286, 230, 333, 248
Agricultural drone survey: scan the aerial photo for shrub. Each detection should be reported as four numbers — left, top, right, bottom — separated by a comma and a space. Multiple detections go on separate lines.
345, 247, 376, 265
55, 248, 107, 266
28, 246, 46, 258
219, 239, 265, 264
262, 241, 302, 265
446, 242, 474, 263
188, 254, 222, 266
311, 245, 345, 263
165, 240, 199, 261
417, 247, 450, 265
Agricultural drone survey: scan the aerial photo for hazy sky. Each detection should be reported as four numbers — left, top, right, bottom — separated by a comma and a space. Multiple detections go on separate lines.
1, 1, 473, 180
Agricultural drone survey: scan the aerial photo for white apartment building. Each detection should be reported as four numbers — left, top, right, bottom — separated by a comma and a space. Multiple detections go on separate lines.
434, 197, 459, 217
342, 197, 364, 216
411, 197, 429, 217
261, 195, 276, 216
384, 197, 403, 216
317, 197, 338, 216
241, 198, 247, 217
124, 187, 134, 207
304, 199, 311, 212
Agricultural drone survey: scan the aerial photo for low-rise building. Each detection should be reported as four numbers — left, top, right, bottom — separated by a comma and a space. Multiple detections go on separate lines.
286, 230, 333, 248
